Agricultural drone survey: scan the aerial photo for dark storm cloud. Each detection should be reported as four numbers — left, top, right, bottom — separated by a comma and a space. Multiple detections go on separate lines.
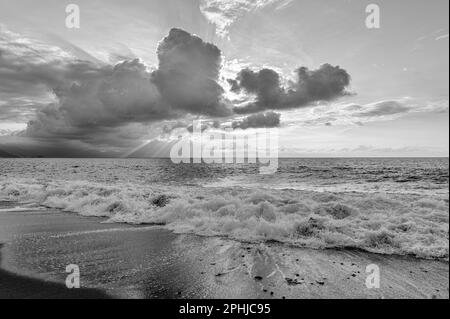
152, 28, 231, 117
232, 111, 281, 130
0, 99, 46, 122
1, 27, 354, 156
0, 28, 233, 147
230, 64, 351, 114
24, 59, 175, 142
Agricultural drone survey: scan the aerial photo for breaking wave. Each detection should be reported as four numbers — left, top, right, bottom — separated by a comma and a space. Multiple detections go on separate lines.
1, 178, 448, 260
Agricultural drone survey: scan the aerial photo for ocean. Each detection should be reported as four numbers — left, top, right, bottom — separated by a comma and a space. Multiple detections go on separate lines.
0, 158, 448, 260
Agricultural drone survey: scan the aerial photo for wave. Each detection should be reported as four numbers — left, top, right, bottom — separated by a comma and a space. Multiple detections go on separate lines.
1, 178, 448, 260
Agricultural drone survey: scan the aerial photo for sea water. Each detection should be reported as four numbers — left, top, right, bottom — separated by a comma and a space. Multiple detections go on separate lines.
0, 158, 448, 259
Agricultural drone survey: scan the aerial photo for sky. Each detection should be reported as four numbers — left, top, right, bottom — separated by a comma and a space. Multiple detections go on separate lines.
0, 0, 448, 157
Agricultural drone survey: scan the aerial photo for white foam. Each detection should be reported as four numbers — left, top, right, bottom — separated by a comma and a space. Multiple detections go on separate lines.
1, 178, 448, 260
49, 226, 161, 239
0, 206, 44, 212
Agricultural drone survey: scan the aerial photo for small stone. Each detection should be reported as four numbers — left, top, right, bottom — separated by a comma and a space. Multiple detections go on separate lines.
152, 194, 170, 207
286, 278, 301, 286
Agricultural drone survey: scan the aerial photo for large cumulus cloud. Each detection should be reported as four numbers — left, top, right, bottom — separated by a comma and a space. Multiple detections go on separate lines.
152, 28, 231, 117
230, 64, 351, 114
1, 26, 354, 155
26, 60, 172, 135
19, 28, 232, 143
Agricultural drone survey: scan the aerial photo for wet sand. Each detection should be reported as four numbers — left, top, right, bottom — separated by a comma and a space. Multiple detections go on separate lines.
0, 201, 448, 299
0, 244, 110, 299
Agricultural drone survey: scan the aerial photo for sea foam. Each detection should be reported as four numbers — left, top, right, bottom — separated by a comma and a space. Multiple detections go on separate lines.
1, 178, 448, 260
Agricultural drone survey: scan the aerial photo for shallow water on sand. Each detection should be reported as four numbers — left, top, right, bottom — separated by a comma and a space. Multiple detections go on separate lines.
1, 206, 448, 299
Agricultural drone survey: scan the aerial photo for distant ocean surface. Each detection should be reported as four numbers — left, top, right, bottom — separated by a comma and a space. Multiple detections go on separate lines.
1, 158, 449, 259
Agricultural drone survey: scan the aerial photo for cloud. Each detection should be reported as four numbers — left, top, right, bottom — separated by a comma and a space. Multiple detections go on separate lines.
436, 34, 449, 41
0, 27, 74, 100
0, 26, 356, 156
0, 28, 235, 149
231, 64, 351, 114
24, 59, 174, 142
0, 99, 47, 122
200, 0, 292, 36
161, 121, 190, 135
152, 28, 231, 117
353, 101, 412, 118
232, 111, 281, 129
281, 97, 448, 129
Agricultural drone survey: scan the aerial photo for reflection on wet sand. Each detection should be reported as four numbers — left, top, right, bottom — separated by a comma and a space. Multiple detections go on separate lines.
1, 206, 448, 299
0, 244, 110, 299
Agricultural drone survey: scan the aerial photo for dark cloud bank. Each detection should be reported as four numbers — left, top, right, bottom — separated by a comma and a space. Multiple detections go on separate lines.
24, 29, 233, 140
1, 28, 352, 156
229, 64, 351, 114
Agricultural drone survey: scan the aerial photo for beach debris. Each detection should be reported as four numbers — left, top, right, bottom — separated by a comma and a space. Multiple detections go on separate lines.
254, 276, 264, 281
7, 189, 20, 197
107, 201, 125, 213
152, 194, 170, 207
285, 277, 303, 286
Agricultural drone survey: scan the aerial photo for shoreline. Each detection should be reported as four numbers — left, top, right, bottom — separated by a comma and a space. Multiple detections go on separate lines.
0, 244, 110, 299
0, 204, 448, 299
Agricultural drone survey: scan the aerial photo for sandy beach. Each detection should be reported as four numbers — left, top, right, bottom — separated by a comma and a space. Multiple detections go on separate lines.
0, 201, 448, 299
